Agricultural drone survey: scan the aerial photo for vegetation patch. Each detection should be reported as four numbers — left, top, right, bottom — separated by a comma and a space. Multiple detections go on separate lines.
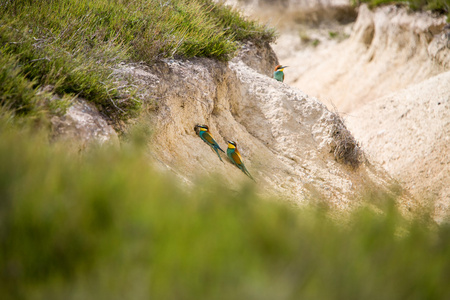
352, 0, 450, 20
0, 0, 275, 122
0, 119, 449, 299
329, 113, 363, 168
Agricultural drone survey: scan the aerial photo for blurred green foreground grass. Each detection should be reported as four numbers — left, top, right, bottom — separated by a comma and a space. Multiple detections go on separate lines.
0, 118, 450, 300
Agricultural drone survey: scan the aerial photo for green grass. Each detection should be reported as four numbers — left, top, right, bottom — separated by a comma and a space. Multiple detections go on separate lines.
352, 0, 450, 20
0, 0, 276, 122
0, 52, 52, 119
1, 119, 450, 300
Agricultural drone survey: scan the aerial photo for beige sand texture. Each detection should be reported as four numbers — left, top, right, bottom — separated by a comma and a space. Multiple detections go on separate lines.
265, 2, 450, 220
227, 0, 450, 220
113, 48, 396, 211
346, 71, 450, 222
279, 4, 448, 113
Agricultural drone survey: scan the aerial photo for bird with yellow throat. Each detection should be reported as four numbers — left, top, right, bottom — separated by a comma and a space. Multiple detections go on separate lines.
227, 140, 254, 180
273, 64, 288, 82
194, 124, 225, 161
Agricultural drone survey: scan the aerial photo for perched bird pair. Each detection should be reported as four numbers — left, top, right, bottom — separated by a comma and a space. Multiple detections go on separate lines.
194, 124, 254, 180
273, 64, 288, 82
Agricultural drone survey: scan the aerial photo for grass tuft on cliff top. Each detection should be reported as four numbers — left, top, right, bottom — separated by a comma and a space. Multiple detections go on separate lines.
0, 0, 276, 121
353, 0, 450, 20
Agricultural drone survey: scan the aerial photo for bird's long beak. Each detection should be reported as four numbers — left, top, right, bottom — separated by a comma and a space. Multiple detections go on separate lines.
281, 66, 289, 68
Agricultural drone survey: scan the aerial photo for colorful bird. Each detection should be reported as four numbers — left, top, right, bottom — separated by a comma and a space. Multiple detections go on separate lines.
273, 64, 288, 82
227, 140, 254, 180
194, 124, 225, 161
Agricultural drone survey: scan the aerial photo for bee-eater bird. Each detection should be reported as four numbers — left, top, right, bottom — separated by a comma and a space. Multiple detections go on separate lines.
227, 140, 254, 180
273, 64, 288, 82
194, 124, 225, 161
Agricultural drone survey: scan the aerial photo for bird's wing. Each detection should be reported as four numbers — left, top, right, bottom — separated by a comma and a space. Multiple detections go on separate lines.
202, 132, 217, 146
203, 132, 217, 146
205, 133, 224, 151
230, 151, 243, 166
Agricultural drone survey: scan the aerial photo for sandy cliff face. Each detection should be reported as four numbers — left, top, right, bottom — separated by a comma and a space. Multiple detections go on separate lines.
247, 2, 450, 221
346, 71, 450, 222
281, 4, 449, 113
112, 42, 398, 211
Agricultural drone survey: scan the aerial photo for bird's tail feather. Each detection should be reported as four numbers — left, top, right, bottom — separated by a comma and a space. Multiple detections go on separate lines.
213, 144, 225, 153
240, 165, 255, 181
214, 148, 223, 162
245, 169, 255, 181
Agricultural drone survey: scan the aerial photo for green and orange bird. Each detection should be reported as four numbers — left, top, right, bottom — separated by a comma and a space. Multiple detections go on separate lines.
273, 64, 288, 82
227, 140, 254, 180
194, 124, 225, 161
